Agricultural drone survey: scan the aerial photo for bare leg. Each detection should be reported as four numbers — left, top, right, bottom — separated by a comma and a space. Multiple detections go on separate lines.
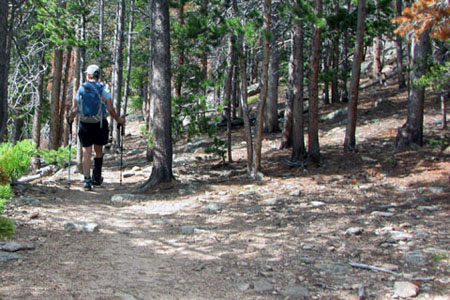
82, 146, 92, 177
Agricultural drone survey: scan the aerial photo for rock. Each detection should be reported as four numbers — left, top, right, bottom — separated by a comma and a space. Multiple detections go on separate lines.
428, 186, 445, 194
180, 225, 196, 235
310, 201, 325, 207
262, 197, 286, 205
0, 241, 35, 252
237, 283, 250, 291
0, 251, 20, 262
281, 286, 309, 299
346, 227, 364, 235
253, 279, 273, 292
390, 231, 413, 241
201, 203, 223, 213
417, 206, 439, 212
361, 156, 377, 162
17, 174, 42, 182
63, 221, 99, 232
111, 194, 146, 203
371, 211, 395, 217
442, 146, 450, 155
403, 250, 428, 266
12, 197, 41, 206
373, 98, 394, 108
394, 281, 419, 298
321, 108, 347, 122
115, 291, 138, 300
122, 171, 135, 178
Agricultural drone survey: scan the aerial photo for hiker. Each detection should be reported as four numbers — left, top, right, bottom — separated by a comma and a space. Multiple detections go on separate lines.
67, 64, 126, 191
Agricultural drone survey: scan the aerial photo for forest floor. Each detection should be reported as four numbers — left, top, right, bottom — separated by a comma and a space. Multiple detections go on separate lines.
0, 77, 449, 299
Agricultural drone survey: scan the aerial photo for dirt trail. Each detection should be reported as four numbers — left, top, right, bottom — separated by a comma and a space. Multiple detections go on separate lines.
1, 85, 449, 299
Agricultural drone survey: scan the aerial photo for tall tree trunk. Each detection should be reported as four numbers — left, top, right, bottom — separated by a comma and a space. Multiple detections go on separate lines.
253, 0, 271, 177
123, 0, 135, 117
396, 30, 431, 149
59, 49, 72, 147
111, 0, 126, 148
32, 51, 46, 170
331, 35, 339, 103
264, 47, 281, 133
0, 1, 10, 142
224, 35, 234, 163
373, 37, 382, 78
49, 49, 64, 150
140, 0, 173, 191
233, 0, 253, 174
433, 41, 447, 129
291, 20, 306, 163
307, 0, 322, 165
395, 0, 406, 89
344, 0, 366, 152
98, 0, 105, 79
340, 0, 351, 103
174, 1, 185, 99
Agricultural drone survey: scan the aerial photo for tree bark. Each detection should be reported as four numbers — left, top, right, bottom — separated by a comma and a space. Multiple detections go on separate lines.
139, 0, 173, 191
60, 49, 72, 147
265, 47, 281, 133
0, 1, 10, 142
224, 35, 234, 162
340, 0, 351, 103
32, 51, 46, 170
344, 0, 366, 152
122, 0, 135, 117
233, 0, 253, 174
395, 0, 406, 89
49, 49, 64, 150
395, 30, 431, 149
433, 41, 448, 129
112, 0, 126, 147
373, 36, 382, 78
253, 0, 271, 176
307, 0, 322, 165
174, 1, 185, 99
291, 20, 306, 163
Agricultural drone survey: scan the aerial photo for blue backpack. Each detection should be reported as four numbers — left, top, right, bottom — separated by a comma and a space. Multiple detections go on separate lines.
77, 81, 108, 126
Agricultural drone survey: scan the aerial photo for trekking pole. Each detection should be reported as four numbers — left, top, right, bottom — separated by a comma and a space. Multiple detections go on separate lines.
67, 119, 73, 189
117, 122, 125, 185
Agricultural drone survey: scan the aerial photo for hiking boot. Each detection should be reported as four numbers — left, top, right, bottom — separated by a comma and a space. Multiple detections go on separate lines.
83, 176, 92, 191
92, 157, 103, 186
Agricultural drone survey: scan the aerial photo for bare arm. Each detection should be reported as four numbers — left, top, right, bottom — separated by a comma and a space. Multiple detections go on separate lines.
106, 98, 125, 125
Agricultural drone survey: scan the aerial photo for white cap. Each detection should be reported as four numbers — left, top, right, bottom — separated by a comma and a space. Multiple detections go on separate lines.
85, 64, 101, 75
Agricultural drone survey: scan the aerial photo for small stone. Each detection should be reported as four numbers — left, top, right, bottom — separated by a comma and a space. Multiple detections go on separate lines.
114, 291, 138, 300
237, 283, 250, 291
0, 251, 20, 262
180, 225, 196, 235
346, 227, 364, 235
122, 171, 135, 178
63, 221, 99, 232
428, 186, 444, 194
394, 281, 419, 298
13, 197, 41, 206
371, 211, 395, 217
281, 286, 309, 298
403, 250, 428, 266
253, 279, 273, 292
381, 263, 399, 271
111, 194, 146, 203
310, 201, 325, 207
390, 231, 413, 241
0, 241, 35, 252
201, 203, 223, 213
262, 197, 285, 205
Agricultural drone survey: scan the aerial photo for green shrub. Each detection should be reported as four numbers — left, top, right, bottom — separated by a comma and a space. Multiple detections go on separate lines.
0, 217, 14, 239
0, 140, 36, 181
39, 146, 75, 167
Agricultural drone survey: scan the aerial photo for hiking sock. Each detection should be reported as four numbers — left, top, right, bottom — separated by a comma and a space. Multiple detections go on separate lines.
92, 157, 103, 185
83, 176, 92, 191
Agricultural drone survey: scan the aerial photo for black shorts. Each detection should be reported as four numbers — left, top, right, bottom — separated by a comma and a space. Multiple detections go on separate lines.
78, 120, 109, 147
